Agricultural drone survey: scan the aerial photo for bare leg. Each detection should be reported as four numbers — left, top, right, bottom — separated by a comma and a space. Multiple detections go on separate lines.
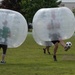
59, 40, 66, 47
59, 40, 70, 51
53, 42, 58, 61
46, 46, 50, 54
43, 46, 50, 54
43, 47, 46, 54
1, 54, 6, 62
1, 45, 7, 63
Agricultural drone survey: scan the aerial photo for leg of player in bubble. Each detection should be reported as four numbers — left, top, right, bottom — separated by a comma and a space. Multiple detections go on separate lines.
46, 46, 51, 54
43, 46, 50, 54
53, 40, 71, 61
59, 40, 70, 51
53, 42, 58, 61
0, 45, 7, 64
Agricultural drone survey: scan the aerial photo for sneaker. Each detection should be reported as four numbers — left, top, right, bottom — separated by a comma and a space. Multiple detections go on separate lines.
53, 55, 57, 61
48, 52, 50, 55
64, 46, 70, 51
43, 48, 46, 54
0, 61, 6, 64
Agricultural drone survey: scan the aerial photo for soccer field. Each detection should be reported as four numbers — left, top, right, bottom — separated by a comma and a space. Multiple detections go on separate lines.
0, 33, 75, 75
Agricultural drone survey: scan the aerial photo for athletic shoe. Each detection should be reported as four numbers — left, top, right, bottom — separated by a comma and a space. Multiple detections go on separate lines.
43, 48, 46, 54
0, 61, 6, 64
53, 55, 57, 61
64, 46, 70, 51
48, 52, 50, 55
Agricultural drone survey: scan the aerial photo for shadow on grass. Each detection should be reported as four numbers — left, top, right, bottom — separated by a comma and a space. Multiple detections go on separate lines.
62, 54, 75, 61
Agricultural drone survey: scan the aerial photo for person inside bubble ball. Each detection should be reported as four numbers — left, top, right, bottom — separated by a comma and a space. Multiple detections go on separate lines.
0, 20, 11, 64
43, 11, 70, 61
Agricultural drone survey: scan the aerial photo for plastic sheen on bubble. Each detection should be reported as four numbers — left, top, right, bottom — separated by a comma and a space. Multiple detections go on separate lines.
33, 7, 75, 41
0, 9, 28, 48
32, 29, 53, 46
32, 7, 75, 44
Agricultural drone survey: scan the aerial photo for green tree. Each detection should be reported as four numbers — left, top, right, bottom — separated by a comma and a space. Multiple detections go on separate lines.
72, 8, 75, 16
0, 0, 61, 23
20, 0, 61, 23
0, 0, 21, 12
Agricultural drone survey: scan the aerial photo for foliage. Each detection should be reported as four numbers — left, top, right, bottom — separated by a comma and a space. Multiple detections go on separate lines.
0, 0, 61, 23
72, 8, 75, 16
20, 0, 61, 22
0, 0, 21, 12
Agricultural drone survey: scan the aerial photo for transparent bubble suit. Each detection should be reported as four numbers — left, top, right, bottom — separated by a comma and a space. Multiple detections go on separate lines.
33, 7, 75, 43
0, 9, 28, 48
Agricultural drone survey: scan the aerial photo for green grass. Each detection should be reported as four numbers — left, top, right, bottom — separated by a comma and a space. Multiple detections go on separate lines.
0, 33, 75, 75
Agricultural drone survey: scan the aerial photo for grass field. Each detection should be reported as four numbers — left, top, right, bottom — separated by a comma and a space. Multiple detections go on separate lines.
0, 33, 75, 75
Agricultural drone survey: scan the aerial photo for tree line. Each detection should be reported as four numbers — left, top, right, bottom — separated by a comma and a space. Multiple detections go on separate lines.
0, 0, 61, 23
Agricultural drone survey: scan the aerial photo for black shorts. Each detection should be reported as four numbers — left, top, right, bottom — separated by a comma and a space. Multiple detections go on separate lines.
51, 40, 60, 44
0, 44, 7, 54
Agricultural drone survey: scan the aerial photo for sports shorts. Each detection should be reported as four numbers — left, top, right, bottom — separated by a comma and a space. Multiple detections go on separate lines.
0, 44, 7, 54
51, 40, 60, 44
